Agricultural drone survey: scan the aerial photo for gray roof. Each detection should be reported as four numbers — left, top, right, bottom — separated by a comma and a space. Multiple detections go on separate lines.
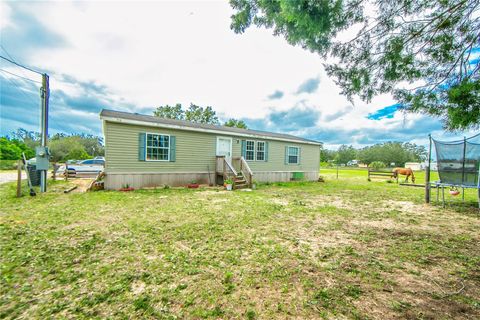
100, 109, 322, 145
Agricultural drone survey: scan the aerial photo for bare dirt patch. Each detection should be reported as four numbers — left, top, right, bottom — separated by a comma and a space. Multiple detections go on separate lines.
131, 281, 146, 295
65, 178, 94, 193
306, 194, 366, 211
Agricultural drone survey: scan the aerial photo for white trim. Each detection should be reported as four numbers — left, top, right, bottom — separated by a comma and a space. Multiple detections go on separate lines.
101, 116, 322, 146
145, 132, 170, 162
102, 120, 108, 168
216, 136, 233, 157
286, 146, 300, 164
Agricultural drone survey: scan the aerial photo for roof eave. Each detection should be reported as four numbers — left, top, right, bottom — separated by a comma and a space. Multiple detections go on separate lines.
100, 115, 323, 146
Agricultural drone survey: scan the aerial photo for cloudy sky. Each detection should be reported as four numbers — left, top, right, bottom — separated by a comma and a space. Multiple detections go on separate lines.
0, 0, 477, 149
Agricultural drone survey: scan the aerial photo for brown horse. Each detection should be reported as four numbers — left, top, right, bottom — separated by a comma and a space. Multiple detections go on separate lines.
392, 167, 415, 183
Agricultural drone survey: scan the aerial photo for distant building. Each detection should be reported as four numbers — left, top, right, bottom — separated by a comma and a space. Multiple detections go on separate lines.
405, 162, 423, 170
404, 162, 438, 171
347, 159, 361, 166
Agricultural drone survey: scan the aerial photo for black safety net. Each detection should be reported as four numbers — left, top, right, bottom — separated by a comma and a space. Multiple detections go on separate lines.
433, 133, 480, 187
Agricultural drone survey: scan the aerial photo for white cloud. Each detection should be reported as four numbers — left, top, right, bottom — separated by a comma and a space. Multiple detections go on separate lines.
1, 1, 476, 147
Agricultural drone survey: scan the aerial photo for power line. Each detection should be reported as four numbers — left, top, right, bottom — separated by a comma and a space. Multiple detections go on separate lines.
0, 45, 39, 82
0, 55, 43, 75
0, 68, 42, 83
0, 44, 18, 66
0, 47, 44, 109
0, 71, 40, 107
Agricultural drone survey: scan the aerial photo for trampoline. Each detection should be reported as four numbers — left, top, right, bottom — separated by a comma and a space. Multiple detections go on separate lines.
426, 133, 480, 208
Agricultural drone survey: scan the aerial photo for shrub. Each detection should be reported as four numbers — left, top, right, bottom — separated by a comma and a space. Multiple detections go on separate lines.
369, 161, 386, 169
0, 137, 35, 160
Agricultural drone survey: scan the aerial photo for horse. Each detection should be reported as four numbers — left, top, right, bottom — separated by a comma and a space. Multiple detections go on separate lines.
392, 167, 415, 183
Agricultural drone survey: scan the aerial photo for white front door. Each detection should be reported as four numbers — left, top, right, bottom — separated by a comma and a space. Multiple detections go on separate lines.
216, 137, 232, 163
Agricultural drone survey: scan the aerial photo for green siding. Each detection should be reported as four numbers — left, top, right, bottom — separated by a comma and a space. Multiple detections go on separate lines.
233, 139, 320, 172
104, 121, 320, 173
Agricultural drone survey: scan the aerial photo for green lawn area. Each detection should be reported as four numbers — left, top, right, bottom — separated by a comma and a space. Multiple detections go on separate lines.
1, 171, 479, 319
320, 167, 439, 185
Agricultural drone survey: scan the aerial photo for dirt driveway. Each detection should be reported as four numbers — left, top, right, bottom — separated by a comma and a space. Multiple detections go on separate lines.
0, 171, 25, 184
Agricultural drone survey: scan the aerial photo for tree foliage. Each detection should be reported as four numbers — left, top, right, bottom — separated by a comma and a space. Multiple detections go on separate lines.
224, 118, 248, 129
369, 161, 387, 170
153, 103, 220, 124
334, 144, 357, 164
320, 148, 336, 163
322, 141, 426, 166
49, 137, 89, 162
230, 0, 480, 130
185, 104, 220, 124
153, 103, 248, 127
50, 133, 104, 158
0, 137, 35, 160
2, 129, 104, 162
11, 128, 40, 150
357, 142, 426, 166
153, 103, 185, 120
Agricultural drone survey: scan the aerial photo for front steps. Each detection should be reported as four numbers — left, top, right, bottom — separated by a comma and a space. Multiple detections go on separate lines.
233, 173, 249, 189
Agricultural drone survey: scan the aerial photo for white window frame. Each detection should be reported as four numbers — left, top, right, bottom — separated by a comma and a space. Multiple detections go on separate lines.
256, 141, 266, 161
245, 140, 255, 161
145, 132, 170, 162
287, 146, 299, 164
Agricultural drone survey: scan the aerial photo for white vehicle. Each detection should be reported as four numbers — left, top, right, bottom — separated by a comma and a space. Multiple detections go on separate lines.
347, 160, 360, 167
57, 159, 104, 175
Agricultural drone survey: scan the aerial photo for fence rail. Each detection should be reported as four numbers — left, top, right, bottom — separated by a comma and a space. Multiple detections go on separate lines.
368, 169, 397, 182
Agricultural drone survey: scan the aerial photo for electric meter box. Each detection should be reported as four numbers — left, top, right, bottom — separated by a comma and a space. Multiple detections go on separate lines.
35, 146, 50, 170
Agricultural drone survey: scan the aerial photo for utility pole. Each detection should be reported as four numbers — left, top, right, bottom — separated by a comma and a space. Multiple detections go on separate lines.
0, 55, 50, 193
39, 73, 49, 192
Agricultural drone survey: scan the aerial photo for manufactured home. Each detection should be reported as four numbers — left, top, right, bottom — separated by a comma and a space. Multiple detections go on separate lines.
100, 109, 322, 190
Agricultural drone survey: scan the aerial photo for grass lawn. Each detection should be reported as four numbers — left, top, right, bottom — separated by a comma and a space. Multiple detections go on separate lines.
1, 171, 479, 319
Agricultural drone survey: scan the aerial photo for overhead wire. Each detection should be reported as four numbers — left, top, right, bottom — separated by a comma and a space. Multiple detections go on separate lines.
0, 55, 44, 75
0, 45, 41, 82
0, 69, 40, 108
0, 45, 43, 114
0, 68, 42, 83
0, 44, 16, 62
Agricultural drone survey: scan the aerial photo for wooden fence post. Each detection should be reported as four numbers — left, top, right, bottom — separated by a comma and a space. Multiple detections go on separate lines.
16, 159, 22, 197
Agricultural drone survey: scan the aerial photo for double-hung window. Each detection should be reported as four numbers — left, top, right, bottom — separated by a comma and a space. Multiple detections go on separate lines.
287, 146, 299, 164
256, 141, 265, 161
246, 140, 255, 161
146, 133, 170, 161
